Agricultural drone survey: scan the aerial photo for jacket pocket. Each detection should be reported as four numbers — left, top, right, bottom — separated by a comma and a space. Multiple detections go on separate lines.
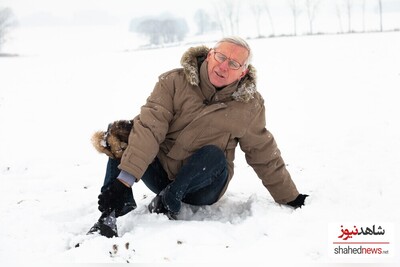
167, 127, 231, 160
167, 142, 190, 160
188, 127, 230, 153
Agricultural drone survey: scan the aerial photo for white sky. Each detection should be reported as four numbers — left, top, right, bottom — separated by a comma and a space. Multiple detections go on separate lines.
2, 0, 205, 20
4, 0, 400, 17
2, 0, 400, 36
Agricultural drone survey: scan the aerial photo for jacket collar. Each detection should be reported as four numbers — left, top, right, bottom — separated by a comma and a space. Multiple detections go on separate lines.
180, 45, 257, 103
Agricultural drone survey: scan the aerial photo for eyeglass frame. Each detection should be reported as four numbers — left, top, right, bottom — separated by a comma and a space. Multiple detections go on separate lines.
211, 50, 246, 70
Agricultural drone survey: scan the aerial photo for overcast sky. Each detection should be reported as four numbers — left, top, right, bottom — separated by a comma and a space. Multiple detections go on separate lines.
2, 0, 400, 36
4, 0, 400, 15
2, 0, 206, 24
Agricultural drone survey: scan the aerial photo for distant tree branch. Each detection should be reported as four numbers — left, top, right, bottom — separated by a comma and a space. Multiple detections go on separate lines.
0, 7, 17, 50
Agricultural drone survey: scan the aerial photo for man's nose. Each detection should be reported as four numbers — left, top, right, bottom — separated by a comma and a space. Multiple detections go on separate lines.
218, 60, 229, 71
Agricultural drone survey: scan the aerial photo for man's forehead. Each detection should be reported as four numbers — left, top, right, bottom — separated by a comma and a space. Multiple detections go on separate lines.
215, 42, 249, 59
215, 41, 242, 49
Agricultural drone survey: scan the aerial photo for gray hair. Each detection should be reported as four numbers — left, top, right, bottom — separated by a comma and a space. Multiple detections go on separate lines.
214, 36, 252, 69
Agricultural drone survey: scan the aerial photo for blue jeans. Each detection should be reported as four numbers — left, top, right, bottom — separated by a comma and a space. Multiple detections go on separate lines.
102, 145, 228, 214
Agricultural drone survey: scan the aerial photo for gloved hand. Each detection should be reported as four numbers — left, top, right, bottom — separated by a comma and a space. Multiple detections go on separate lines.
98, 179, 131, 215
287, 194, 309, 209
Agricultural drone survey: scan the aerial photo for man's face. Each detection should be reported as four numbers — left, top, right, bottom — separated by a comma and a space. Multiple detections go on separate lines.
206, 42, 249, 88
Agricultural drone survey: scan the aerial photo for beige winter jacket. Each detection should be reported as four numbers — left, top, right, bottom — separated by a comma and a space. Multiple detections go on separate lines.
119, 45, 299, 204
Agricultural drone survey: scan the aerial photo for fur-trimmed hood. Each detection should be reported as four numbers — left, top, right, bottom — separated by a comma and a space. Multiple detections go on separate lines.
180, 45, 258, 103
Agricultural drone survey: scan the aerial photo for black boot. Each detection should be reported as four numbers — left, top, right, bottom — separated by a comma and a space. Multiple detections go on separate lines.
148, 192, 178, 220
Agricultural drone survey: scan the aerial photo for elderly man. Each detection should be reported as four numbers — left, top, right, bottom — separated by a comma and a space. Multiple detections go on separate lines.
90, 36, 308, 237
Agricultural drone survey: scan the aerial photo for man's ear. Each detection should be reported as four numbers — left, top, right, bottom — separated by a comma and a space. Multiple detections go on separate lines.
206, 49, 214, 62
239, 68, 249, 79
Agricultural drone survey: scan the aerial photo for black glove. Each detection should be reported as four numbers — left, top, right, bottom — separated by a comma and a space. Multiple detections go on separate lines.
98, 179, 131, 215
287, 194, 309, 209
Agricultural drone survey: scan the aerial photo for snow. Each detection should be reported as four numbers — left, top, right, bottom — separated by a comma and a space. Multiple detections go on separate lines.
1, 30, 400, 265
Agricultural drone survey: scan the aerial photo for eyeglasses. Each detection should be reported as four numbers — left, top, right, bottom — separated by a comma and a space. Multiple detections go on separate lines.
212, 51, 243, 70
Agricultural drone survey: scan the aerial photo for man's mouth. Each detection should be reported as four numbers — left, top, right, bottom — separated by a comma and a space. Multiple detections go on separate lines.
215, 71, 225, 78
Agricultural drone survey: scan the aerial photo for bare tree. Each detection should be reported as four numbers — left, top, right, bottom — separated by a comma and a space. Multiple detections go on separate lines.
0, 7, 16, 51
214, 0, 241, 35
136, 19, 162, 45
377, 0, 383, 31
288, 0, 302, 36
304, 0, 320, 34
344, 0, 354, 32
135, 17, 188, 46
214, 8, 226, 35
248, 0, 275, 37
361, 0, 367, 32
194, 9, 217, 35
263, 0, 275, 36
335, 1, 344, 33
249, 0, 265, 37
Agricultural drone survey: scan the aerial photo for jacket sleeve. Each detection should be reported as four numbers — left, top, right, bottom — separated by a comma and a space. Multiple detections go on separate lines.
239, 99, 299, 204
118, 72, 175, 180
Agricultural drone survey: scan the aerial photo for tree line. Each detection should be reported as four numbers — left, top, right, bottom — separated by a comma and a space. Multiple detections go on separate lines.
199, 0, 388, 37
129, 15, 189, 46
130, 0, 391, 46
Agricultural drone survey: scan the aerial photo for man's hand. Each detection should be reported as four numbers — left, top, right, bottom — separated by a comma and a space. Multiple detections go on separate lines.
98, 179, 131, 214
287, 194, 309, 209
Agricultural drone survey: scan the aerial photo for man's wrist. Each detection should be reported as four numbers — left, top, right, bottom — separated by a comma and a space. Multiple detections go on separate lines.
117, 170, 136, 187
117, 178, 131, 187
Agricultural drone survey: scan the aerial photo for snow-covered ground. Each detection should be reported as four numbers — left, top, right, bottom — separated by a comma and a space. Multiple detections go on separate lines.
0, 29, 399, 265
